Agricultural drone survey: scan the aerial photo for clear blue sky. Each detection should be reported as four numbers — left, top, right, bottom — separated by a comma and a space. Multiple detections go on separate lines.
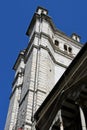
0, 0, 87, 129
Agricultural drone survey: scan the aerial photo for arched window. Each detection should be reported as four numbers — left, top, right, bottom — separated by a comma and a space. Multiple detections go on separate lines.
68, 47, 72, 53
55, 40, 59, 46
64, 44, 67, 51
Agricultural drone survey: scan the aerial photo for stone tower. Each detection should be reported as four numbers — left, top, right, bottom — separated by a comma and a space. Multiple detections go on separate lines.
5, 6, 82, 130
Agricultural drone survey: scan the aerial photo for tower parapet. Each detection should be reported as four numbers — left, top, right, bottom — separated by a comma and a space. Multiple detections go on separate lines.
36, 6, 48, 15
71, 33, 81, 42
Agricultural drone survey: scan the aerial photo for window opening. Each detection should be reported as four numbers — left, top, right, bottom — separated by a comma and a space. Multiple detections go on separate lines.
55, 40, 59, 46
68, 47, 72, 53
64, 44, 67, 51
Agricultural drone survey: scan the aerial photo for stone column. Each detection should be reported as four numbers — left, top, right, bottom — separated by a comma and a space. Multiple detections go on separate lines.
79, 107, 86, 130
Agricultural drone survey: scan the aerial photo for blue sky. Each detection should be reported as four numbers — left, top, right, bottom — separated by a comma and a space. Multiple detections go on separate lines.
0, 0, 87, 129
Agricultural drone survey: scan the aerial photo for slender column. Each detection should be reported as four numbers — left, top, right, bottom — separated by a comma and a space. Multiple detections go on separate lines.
79, 107, 87, 130
59, 110, 64, 130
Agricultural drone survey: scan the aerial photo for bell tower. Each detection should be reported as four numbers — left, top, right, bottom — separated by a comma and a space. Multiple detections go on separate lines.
5, 6, 82, 130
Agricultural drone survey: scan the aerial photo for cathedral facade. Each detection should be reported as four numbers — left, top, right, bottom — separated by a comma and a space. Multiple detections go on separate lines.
5, 7, 82, 130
